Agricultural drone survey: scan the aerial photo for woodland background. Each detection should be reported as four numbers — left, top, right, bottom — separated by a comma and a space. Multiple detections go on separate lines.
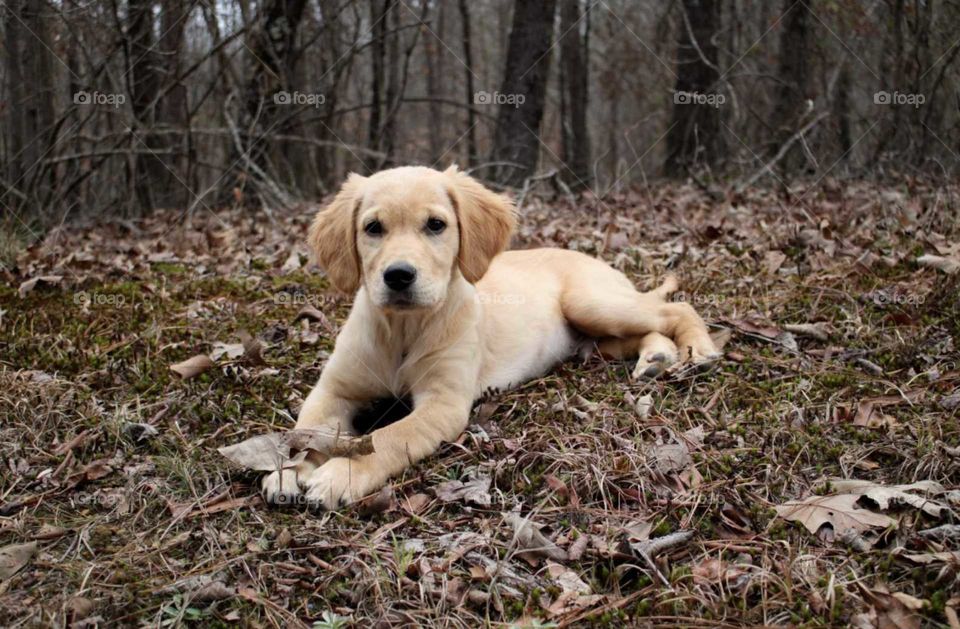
2, 0, 960, 226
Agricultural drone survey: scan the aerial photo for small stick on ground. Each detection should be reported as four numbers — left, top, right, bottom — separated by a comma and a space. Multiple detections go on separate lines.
630, 530, 695, 586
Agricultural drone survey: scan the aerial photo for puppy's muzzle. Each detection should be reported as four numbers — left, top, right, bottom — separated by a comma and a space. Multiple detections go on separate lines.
383, 262, 417, 292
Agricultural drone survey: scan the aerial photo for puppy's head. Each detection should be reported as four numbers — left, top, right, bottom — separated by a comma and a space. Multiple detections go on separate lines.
308, 165, 516, 311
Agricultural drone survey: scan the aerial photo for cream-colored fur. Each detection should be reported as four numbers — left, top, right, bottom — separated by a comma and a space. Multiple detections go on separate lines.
262, 166, 719, 508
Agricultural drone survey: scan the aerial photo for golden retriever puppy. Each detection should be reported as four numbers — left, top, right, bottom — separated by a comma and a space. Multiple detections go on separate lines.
262, 165, 719, 508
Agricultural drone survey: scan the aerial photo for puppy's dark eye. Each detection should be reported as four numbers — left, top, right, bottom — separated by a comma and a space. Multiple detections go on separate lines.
426, 218, 446, 234
364, 220, 383, 236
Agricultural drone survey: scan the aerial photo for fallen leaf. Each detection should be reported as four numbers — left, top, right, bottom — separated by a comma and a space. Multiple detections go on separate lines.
917, 254, 960, 274
281, 250, 302, 273
633, 393, 653, 419
357, 486, 395, 516
402, 493, 431, 514
647, 442, 692, 474
237, 330, 264, 365
218, 428, 374, 471
547, 561, 590, 594
723, 317, 781, 339
860, 584, 924, 629
691, 558, 747, 586
764, 250, 787, 274
217, 433, 301, 471
0, 541, 37, 579
18, 275, 63, 298
901, 551, 960, 565
775, 493, 896, 536
784, 322, 830, 342
194, 581, 236, 602
433, 476, 492, 507
827, 479, 949, 518
294, 304, 330, 326
170, 354, 215, 379
210, 342, 245, 361
505, 513, 568, 562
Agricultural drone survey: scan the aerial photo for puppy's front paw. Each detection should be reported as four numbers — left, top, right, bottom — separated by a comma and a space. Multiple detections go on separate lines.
303, 457, 383, 510
261, 468, 305, 507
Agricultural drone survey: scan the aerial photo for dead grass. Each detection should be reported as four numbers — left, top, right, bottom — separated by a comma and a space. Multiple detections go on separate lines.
1, 181, 959, 627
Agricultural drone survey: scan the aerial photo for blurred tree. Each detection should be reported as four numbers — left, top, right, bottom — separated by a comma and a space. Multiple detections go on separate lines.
3, 0, 56, 199
490, 0, 558, 187
768, 0, 815, 174
559, 0, 591, 189
664, 0, 722, 176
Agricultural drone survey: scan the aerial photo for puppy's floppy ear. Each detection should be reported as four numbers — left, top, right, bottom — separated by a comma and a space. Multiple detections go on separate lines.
444, 166, 517, 283
308, 172, 366, 293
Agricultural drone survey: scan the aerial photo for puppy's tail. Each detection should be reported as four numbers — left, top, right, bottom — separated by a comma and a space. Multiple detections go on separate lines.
651, 273, 679, 299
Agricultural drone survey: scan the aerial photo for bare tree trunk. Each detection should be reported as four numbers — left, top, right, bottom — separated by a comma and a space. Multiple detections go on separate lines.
366, 0, 388, 170
458, 0, 478, 168
490, 0, 558, 187
156, 0, 192, 208
559, 0, 591, 189
3, 0, 57, 212
664, 0, 722, 176
833, 62, 852, 158
768, 0, 814, 174
381, 3, 400, 165
222, 0, 307, 205
127, 0, 164, 212
424, 2, 445, 162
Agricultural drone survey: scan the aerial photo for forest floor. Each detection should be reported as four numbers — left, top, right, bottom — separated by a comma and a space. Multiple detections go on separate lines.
1, 179, 959, 628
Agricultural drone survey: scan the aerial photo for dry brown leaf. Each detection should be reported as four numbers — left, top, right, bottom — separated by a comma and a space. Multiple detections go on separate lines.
433, 476, 491, 507
0, 541, 37, 579
237, 330, 264, 365
402, 493, 431, 514
169, 354, 215, 379
280, 250, 302, 273
775, 493, 896, 535
901, 551, 960, 565
691, 558, 747, 585
784, 322, 831, 342
18, 275, 63, 298
917, 254, 960, 274
218, 428, 373, 471
827, 479, 949, 518
217, 433, 303, 471
860, 585, 924, 629
633, 393, 653, 419
648, 442, 692, 474
357, 486, 395, 516
764, 250, 787, 274
209, 342, 245, 361
505, 513, 568, 562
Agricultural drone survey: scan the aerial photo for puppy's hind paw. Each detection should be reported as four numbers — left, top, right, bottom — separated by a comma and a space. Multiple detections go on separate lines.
632, 351, 675, 379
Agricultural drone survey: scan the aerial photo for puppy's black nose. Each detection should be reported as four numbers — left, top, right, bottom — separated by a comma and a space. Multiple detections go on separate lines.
383, 262, 417, 291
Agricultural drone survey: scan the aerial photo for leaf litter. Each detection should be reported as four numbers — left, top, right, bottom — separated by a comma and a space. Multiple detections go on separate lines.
2, 181, 960, 625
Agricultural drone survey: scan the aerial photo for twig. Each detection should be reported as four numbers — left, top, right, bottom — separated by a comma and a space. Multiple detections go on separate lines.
629, 530, 695, 586
736, 112, 828, 191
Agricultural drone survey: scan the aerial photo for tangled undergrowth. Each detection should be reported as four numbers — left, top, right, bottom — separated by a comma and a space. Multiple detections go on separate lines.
1, 179, 959, 628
